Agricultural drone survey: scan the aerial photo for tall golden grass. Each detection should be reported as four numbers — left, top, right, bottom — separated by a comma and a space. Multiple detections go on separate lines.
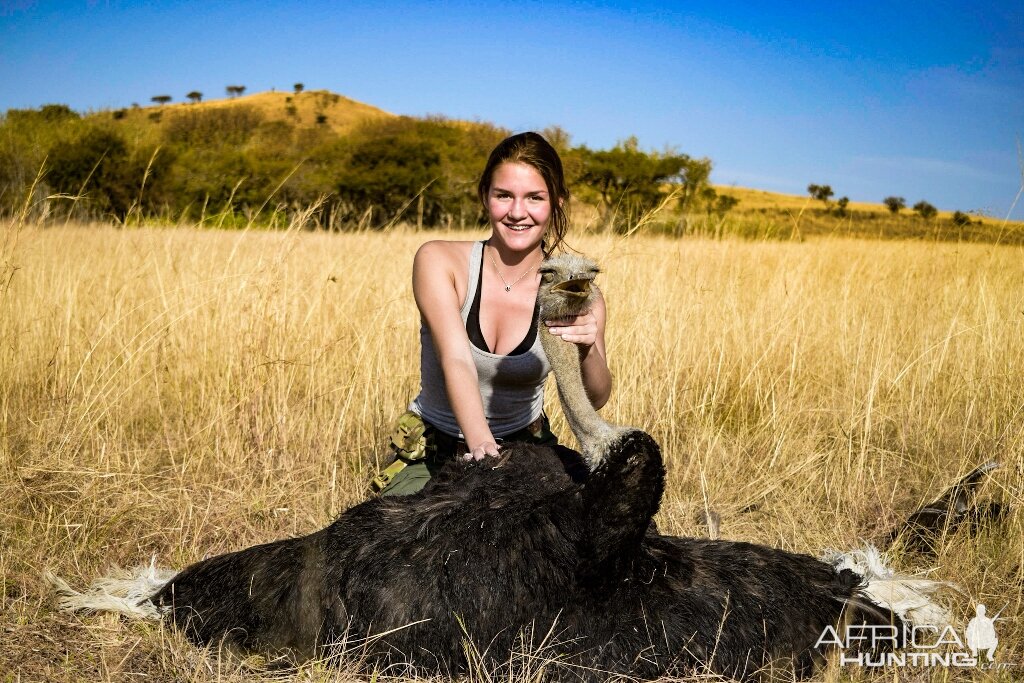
1, 219, 1021, 681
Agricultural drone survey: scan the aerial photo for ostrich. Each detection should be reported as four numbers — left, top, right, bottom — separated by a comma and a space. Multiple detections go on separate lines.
53, 254, 952, 681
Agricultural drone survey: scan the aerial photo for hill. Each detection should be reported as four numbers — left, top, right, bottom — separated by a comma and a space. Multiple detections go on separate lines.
107, 89, 393, 136
117, 90, 1005, 225
714, 185, 1007, 226
142, 90, 1015, 229
3, 88, 1021, 240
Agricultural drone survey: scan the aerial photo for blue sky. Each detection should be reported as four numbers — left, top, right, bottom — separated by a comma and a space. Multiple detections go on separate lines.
2, 1, 1022, 218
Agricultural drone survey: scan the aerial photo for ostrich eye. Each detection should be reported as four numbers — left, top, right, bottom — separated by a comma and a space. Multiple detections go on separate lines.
540, 270, 554, 283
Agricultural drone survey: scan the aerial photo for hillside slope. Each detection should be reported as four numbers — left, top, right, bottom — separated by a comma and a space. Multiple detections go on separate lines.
102, 89, 1016, 225
714, 185, 1011, 226
107, 89, 393, 136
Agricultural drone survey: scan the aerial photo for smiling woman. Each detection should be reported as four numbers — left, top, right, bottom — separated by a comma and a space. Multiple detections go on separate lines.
372, 132, 612, 495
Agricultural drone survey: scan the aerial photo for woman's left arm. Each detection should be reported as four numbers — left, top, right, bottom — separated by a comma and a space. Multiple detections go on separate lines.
543, 287, 612, 408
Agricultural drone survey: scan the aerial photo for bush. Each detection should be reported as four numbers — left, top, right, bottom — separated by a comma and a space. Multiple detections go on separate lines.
164, 106, 265, 147
3, 104, 79, 131
47, 126, 136, 217
883, 196, 905, 214
0, 105, 86, 216
325, 116, 505, 228
713, 194, 739, 217
834, 196, 850, 217
913, 200, 938, 219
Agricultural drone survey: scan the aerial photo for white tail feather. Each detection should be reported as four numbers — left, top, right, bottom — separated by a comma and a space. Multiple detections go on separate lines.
823, 545, 951, 627
45, 556, 176, 620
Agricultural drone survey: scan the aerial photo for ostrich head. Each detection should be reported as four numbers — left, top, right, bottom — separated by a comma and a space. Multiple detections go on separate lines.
537, 254, 600, 322
537, 254, 623, 467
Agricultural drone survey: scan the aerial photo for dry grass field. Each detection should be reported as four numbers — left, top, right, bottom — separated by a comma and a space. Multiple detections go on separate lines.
1, 219, 1022, 682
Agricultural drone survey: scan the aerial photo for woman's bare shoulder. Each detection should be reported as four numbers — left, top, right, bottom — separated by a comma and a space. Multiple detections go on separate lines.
414, 239, 477, 267
416, 239, 477, 255
413, 240, 480, 308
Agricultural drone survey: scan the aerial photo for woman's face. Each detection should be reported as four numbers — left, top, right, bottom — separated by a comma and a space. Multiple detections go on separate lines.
485, 162, 552, 253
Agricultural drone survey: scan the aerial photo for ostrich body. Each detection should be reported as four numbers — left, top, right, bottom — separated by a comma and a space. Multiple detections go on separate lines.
65, 255, 912, 680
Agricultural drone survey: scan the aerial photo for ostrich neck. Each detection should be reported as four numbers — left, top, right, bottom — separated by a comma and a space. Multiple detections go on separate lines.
540, 321, 617, 461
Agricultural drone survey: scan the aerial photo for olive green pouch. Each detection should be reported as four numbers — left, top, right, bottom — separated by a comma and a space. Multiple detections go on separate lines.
370, 411, 431, 493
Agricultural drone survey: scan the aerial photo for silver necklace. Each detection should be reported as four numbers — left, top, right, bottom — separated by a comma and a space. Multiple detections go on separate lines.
487, 248, 537, 292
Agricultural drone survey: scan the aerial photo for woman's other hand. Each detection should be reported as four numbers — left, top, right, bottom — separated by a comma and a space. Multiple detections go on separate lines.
544, 288, 611, 409
544, 309, 599, 349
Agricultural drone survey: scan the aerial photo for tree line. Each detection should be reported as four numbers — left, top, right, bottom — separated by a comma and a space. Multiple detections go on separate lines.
0, 101, 727, 231
809, 184, 975, 226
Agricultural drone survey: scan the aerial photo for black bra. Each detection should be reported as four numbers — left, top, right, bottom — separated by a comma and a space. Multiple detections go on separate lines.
466, 254, 539, 356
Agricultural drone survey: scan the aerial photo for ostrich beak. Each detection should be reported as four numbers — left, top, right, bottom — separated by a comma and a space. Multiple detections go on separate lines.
551, 277, 592, 298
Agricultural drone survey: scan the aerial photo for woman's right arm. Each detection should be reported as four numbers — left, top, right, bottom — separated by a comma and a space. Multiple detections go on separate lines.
412, 241, 500, 460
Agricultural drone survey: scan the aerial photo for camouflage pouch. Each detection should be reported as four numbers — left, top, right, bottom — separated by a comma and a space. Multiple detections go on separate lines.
370, 411, 431, 492
390, 410, 429, 462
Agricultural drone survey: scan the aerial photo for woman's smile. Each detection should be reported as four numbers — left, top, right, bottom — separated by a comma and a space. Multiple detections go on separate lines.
487, 162, 552, 253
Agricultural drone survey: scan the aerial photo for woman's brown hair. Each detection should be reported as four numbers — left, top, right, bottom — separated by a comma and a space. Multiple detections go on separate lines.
477, 132, 570, 254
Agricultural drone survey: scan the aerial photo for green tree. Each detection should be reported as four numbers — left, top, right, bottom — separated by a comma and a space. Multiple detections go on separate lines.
226, 85, 246, 98
151, 95, 172, 106
676, 156, 713, 214
711, 193, 739, 217
883, 196, 905, 214
186, 91, 203, 103
47, 127, 138, 218
336, 132, 444, 225
326, 116, 505, 228
293, 82, 304, 94
913, 200, 937, 219
807, 183, 834, 206
33, 104, 80, 122
0, 106, 81, 217
577, 137, 691, 231
541, 125, 572, 154
952, 210, 971, 227
835, 196, 850, 217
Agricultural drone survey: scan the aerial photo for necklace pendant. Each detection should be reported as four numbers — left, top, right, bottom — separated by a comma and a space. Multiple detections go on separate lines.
504, 285, 511, 292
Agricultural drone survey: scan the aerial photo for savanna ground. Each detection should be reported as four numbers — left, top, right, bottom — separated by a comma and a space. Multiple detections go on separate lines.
1, 219, 1022, 682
